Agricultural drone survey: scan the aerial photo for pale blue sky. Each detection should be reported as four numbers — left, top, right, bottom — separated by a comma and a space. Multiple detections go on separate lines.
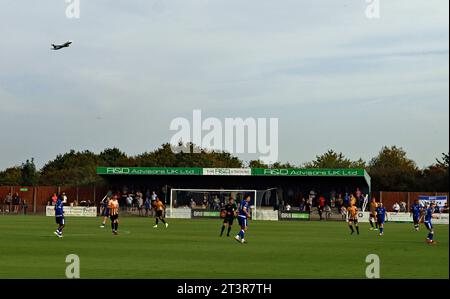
0, 0, 448, 169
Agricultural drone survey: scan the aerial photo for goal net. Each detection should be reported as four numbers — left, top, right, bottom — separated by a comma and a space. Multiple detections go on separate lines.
169, 189, 257, 217
169, 188, 283, 219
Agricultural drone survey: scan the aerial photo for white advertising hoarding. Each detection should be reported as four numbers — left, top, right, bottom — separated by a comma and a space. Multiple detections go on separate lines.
46, 206, 97, 217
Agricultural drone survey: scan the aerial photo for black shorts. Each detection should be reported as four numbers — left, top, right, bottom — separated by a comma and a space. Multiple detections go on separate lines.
110, 214, 118, 222
223, 216, 234, 225
55, 216, 65, 225
349, 218, 358, 224
156, 210, 163, 217
370, 213, 376, 219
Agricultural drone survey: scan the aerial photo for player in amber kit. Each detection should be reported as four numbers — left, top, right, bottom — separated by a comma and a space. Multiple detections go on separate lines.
347, 204, 359, 235
369, 198, 379, 231
108, 195, 120, 235
153, 197, 168, 228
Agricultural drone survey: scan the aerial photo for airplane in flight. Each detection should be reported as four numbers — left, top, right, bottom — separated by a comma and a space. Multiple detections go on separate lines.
51, 41, 72, 50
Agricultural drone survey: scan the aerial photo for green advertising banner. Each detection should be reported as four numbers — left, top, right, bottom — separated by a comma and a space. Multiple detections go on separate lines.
97, 167, 368, 178
191, 209, 221, 218
252, 168, 365, 177
96, 167, 202, 176
279, 211, 310, 221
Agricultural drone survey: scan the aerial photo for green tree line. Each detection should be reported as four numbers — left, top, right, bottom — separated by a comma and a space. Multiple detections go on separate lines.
0, 144, 448, 192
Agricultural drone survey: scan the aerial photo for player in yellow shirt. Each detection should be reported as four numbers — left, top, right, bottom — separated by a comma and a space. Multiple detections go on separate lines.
369, 198, 379, 231
347, 204, 359, 235
108, 195, 120, 235
153, 197, 168, 228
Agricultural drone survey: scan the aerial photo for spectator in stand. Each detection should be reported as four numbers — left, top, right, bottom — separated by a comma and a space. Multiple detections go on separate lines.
309, 189, 316, 206
356, 188, 362, 200
285, 203, 291, 211
299, 197, 305, 212
336, 194, 343, 213
393, 202, 400, 213
126, 194, 133, 212
343, 193, 350, 208
136, 192, 144, 216
61, 192, 68, 204
22, 200, 28, 215
51, 193, 58, 206
190, 198, 196, 209
144, 197, 151, 216
305, 196, 312, 213
399, 201, 407, 212
4, 192, 13, 213
358, 194, 365, 209
434, 203, 440, 213
120, 192, 127, 210
442, 202, 449, 213
340, 206, 347, 220
13, 192, 21, 214
318, 195, 326, 220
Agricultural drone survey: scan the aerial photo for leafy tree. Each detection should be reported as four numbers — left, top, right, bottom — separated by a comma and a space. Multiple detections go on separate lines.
419, 152, 449, 192
99, 148, 129, 166
0, 167, 22, 186
271, 162, 296, 169
248, 160, 269, 168
39, 150, 103, 186
20, 158, 38, 186
304, 150, 366, 169
369, 146, 419, 191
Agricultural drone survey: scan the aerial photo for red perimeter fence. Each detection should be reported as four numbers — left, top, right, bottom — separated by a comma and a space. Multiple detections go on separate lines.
0, 186, 448, 215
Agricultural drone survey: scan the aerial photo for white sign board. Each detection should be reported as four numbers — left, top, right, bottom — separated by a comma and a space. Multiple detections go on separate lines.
418, 196, 448, 209
203, 168, 252, 176
46, 206, 97, 217
357, 211, 448, 224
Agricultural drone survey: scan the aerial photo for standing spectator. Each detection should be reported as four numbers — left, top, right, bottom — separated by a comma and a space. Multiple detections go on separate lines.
51, 193, 58, 206
318, 195, 326, 220
22, 200, 28, 215
285, 203, 291, 211
358, 194, 365, 209
336, 194, 343, 213
299, 197, 305, 212
399, 201, 407, 212
356, 188, 362, 199
442, 202, 449, 213
343, 193, 350, 208
305, 196, 312, 213
61, 192, 68, 204
126, 194, 133, 212
144, 197, 151, 216
137, 192, 144, 216
4, 192, 13, 213
309, 190, 316, 206
393, 202, 400, 213
13, 192, 21, 214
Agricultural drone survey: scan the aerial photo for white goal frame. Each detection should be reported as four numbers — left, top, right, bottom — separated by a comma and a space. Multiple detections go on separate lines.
169, 188, 258, 217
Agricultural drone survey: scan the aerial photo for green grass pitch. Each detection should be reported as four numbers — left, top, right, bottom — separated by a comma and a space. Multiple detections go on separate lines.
0, 215, 448, 279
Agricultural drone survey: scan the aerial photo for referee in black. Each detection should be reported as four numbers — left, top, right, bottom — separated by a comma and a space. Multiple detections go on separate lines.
220, 197, 237, 237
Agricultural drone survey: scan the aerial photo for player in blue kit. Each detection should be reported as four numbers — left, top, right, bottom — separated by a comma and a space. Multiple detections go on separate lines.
235, 194, 252, 244
424, 203, 437, 244
54, 196, 65, 238
411, 199, 422, 231
375, 202, 387, 236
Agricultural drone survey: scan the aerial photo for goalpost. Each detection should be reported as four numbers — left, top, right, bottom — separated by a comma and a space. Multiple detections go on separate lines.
169, 189, 258, 217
